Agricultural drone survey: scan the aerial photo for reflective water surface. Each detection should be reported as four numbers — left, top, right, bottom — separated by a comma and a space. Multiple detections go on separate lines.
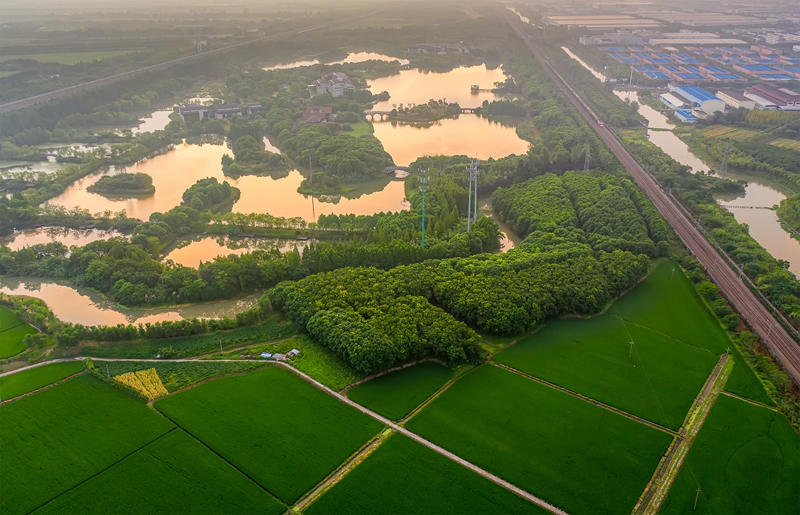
4, 227, 125, 251
164, 235, 313, 268
0, 277, 258, 326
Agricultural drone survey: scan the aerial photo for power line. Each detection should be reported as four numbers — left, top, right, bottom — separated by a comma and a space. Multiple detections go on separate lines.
419, 169, 429, 249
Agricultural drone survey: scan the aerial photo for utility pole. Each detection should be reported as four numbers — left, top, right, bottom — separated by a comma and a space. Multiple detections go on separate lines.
466, 162, 474, 231
629, 65, 633, 85
671, 267, 676, 281
472, 160, 479, 224
629, 341, 635, 358
420, 169, 428, 249
106, 363, 110, 379
767, 322, 775, 340
220, 339, 223, 355
694, 488, 701, 510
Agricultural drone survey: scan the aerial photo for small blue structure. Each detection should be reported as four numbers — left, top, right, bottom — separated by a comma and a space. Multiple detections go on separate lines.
675, 109, 697, 123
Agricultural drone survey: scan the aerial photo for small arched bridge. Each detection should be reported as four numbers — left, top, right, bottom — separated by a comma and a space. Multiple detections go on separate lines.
384, 166, 412, 174
364, 110, 391, 120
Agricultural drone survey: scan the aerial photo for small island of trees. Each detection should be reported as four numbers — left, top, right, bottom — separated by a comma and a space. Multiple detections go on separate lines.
86, 172, 155, 197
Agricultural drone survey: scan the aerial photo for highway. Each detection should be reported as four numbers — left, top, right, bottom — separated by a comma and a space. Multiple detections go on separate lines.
0, 8, 389, 114
501, 8, 800, 385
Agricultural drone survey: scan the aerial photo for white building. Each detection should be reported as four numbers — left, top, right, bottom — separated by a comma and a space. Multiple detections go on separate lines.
716, 90, 755, 110
310, 72, 355, 97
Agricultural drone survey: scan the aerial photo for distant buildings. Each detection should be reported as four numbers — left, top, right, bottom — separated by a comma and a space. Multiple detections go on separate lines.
668, 85, 726, 115
674, 109, 698, 123
310, 72, 355, 97
407, 44, 470, 55
299, 105, 333, 124
542, 14, 660, 29
580, 33, 643, 45
178, 102, 263, 121
716, 90, 756, 110
744, 83, 800, 111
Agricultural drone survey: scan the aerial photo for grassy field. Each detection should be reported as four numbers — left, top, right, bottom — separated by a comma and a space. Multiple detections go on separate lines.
347, 362, 453, 420
612, 261, 770, 403
0, 305, 36, 358
661, 395, 799, 514
154, 367, 382, 504
495, 314, 717, 429
100, 360, 267, 393
33, 429, 286, 515
406, 365, 672, 514
0, 376, 173, 515
80, 316, 296, 359
209, 334, 358, 391
0, 51, 136, 64
307, 434, 547, 514
346, 119, 374, 137
0, 361, 84, 401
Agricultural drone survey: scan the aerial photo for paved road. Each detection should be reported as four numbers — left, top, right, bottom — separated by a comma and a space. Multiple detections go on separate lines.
0, 8, 390, 114
501, 8, 800, 385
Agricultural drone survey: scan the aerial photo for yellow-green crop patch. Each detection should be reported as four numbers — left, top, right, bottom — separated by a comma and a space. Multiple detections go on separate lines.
406, 365, 672, 514
0, 51, 136, 65
307, 433, 547, 514
0, 361, 84, 401
0, 376, 174, 515
154, 367, 382, 505
347, 362, 453, 420
770, 138, 800, 151
700, 125, 757, 140
661, 395, 799, 514
33, 429, 286, 515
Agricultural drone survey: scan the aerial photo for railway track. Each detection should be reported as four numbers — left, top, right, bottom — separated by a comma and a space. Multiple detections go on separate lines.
500, 8, 800, 385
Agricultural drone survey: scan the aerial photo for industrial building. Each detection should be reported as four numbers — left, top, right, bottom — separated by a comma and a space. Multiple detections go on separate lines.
744, 83, 800, 111
310, 72, 355, 97
716, 90, 756, 110
541, 14, 660, 29
674, 109, 698, 123
658, 92, 691, 109
668, 85, 726, 114
579, 33, 643, 45
178, 102, 263, 121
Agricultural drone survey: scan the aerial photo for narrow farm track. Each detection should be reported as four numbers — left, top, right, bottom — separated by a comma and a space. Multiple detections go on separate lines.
720, 390, 778, 411
492, 362, 679, 436
500, 8, 800, 386
275, 362, 570, 515
0, 7, 392, 113
634, 353, 731, 514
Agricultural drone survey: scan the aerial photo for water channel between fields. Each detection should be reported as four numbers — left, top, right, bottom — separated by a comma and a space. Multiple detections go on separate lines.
562, 49, 799, 274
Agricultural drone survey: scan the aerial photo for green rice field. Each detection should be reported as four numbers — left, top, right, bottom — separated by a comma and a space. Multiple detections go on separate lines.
0, 361, 84, 401
0, 306, 36, 358
661, 395, 799, 514
307, 434, 547, 514
610, 261, 770, 404
0, 50, 136, 65
406, 365, 672, 514
0, 376, 174, 515
154, 366, 382, 504
495, 314, 717, 429
33, 429, 286, 515
347, 362, 453, 420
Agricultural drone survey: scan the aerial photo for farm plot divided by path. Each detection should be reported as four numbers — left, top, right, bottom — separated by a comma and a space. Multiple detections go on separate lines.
308, 433, 548, 514
33, 429, 285, 515
154, 366, 383, 505
0, 361, 84, 401
347, 362, 453, 420
660, 394, 799, 513
405, 365, 673, 514
0, 305, 37, 358
0, 376, 174, 515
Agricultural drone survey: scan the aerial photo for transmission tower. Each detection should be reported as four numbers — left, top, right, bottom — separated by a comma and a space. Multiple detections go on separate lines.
118, 155, 127, 174
419, 169, 429, 249
466, 160, 479, 231
583, 144, 591, 172
720, 144, 730, 180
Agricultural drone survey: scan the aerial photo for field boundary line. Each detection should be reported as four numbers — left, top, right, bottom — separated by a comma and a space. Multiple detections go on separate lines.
399, 365, 481, 425
292, 429, 392, 513
340, 358, 445, 394
153, 406, 287, 507
491, 362, 678, 436
719, 390, 778, 411
276, 362, 570, 515
28, 427, 177, 514
0, 369, 86, 406
633, 353, 732, 514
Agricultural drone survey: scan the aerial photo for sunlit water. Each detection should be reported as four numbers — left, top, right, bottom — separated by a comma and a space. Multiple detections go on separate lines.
164, 235, 313, 268
0, 277, 258, 326
263, 52, 409, 71
4, 227, 125, 251
132, 110, 173, 134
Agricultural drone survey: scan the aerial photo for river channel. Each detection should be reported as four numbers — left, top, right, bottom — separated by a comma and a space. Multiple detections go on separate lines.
564, 49, 799, 273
